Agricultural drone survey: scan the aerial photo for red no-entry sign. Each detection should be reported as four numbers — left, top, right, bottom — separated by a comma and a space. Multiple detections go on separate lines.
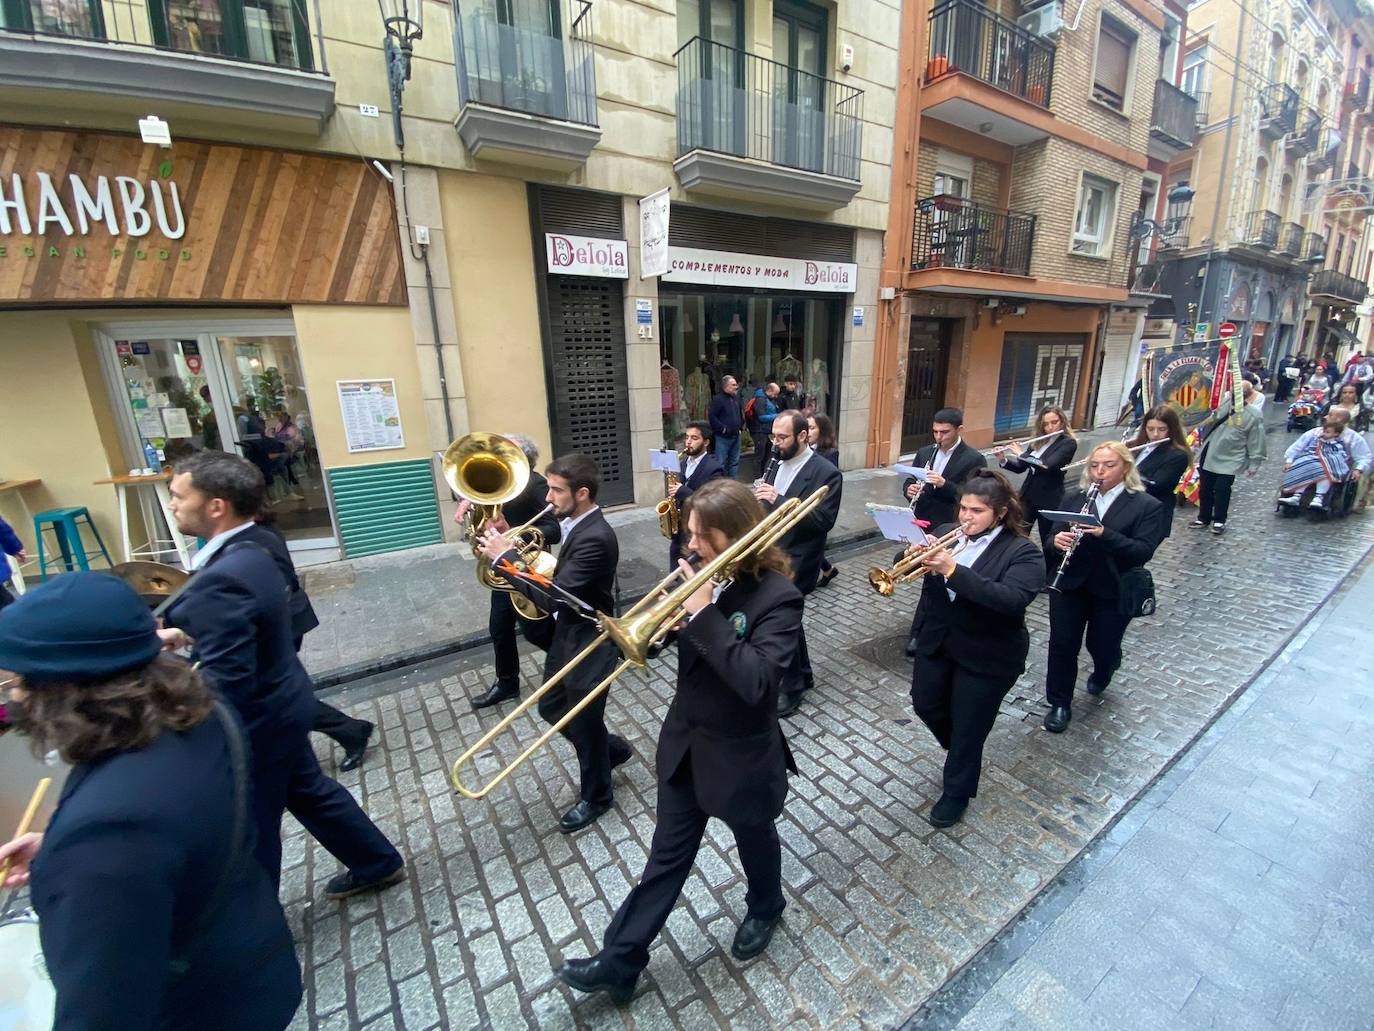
1218, 322, 1238, 339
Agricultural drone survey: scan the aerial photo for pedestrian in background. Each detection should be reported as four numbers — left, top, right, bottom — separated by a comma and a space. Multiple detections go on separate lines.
0, 514, 25, 610
1191, 380, 1267, 535
709, 375, 744, 478
748, 381, 782, 479
778, 374, 803, 411
807, 412, 840, 586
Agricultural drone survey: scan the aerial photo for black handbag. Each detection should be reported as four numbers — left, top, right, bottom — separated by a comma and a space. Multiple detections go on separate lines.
1117, 566, 1157, 618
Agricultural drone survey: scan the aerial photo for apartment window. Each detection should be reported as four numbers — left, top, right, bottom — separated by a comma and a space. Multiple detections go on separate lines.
1092, 16, 1136, 112
1181, 46, 1207, 99
1072, 174, 1118, 257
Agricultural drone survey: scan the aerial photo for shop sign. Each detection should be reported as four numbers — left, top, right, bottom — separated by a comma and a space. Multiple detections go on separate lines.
545, 233, 628, 279
663, 246, 857, 293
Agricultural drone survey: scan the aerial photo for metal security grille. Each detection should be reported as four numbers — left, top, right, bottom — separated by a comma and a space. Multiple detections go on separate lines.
901, 318, 953, 451
545, 275, 634, 505
669, 205, 855, 261
326, 459, 443, 558
994, 333, 1088, 433
536, 185, 623, 237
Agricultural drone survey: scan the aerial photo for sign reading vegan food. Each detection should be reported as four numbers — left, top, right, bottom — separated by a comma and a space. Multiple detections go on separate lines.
338, 379, 406, 453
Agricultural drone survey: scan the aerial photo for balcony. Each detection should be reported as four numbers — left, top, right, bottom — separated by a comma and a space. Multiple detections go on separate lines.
1277, 222, 1304, 257
1245, 210, 1280, 249
1149, 79, 1199, 155
1157, 214, 1191, 251
1343, 70, 1370, 112
674, 37, 863, 210
911, 196, 1035, 276
1309, 127, 1342, 174
1285, 109, 1321, 155
1258, 83, 1299, 140
1304, 232, 1328, 262
0, 0, 333, 135
1309, 268, 1368, 305
1189, 90, 1210, 128
453, 0, 600, 170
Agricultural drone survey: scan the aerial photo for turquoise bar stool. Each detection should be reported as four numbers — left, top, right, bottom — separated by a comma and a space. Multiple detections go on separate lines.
33, 508, 113, 581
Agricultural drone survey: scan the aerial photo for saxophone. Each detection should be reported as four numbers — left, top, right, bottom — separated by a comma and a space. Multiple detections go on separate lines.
656, 450, 686, 538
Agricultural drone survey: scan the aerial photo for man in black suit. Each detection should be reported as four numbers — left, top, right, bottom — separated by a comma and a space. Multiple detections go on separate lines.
479, 453, 632, 833
901, 408, 986, 655
163, 452, 405, 897
455, 434, 562, 710
753, 410, 842, 717
555, 478, 802, 1003
1042, 442, 1166, 734
667, 420, 727, 567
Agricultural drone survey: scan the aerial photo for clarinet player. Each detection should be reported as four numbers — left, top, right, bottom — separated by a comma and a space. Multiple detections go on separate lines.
1042, 442, 1165, 734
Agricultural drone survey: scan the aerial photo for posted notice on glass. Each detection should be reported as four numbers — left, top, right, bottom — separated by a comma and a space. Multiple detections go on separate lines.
338, 379, 406, 453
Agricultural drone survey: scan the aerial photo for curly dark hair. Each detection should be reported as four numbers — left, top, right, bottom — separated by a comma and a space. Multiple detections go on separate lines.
14, 654, 214, 765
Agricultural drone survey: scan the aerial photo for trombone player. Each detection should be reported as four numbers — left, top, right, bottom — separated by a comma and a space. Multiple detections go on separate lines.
556, 479, 802, 1004
478, 454, 632, 833
453, 434, 561, 710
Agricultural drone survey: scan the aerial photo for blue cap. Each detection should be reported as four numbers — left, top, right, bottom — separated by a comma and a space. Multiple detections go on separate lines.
0, 572, 163, 685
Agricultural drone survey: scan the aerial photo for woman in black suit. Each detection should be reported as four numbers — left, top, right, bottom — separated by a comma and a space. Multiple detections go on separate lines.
557, 479, 802, 1003
995, 406, 1078, 547
1128, 405, 1192, 535
909, 469, 1046, 829
807, 412, 840, 586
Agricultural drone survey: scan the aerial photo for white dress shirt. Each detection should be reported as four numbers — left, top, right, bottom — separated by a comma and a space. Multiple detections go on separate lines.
1136, 441, 1163, 466
190, 519, 255, 571
684, 453, 704, 481
558, 505, 600, 540
774, 446, 814, 495
947, 526, 1001, 601
688, 580, 728, 623
931, 440, 963, 476
1096, 483, 1126, 519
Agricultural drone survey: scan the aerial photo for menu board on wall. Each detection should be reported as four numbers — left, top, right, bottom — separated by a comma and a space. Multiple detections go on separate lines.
338, 380, 406, 453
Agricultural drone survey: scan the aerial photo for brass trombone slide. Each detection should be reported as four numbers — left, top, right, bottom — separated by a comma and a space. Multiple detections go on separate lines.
866, 523, 968, 597
450, 487, 831, 800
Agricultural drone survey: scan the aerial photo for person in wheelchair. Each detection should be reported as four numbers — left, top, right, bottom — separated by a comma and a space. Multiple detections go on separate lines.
1279, 411, 1370, 513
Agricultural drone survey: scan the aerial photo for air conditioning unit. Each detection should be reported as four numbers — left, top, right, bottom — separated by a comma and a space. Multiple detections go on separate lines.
1018, 2, 1064, 38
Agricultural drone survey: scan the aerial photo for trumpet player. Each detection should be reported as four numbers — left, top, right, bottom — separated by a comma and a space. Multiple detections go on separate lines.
454, 434, 562, 711
556, 479, 801, 1003
667, 421, 727, 568
479, 454, 632, 833
1042, 442, 1165, 734
909, 470, 1045, 828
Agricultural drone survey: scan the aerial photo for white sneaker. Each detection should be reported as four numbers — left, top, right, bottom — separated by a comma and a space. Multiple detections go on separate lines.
286, 492, 306, 502
1279, 495, 1301, 506
1308, 495, 1326, 509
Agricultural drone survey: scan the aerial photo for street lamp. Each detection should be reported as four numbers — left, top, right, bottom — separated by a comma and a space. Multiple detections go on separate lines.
378, 0, 424, 149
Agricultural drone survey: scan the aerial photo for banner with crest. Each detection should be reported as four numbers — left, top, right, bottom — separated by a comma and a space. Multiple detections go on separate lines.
1140, 341, 1224, 428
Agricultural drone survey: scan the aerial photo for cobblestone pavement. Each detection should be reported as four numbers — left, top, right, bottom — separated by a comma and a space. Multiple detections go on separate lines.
284, 424, 1374, 1030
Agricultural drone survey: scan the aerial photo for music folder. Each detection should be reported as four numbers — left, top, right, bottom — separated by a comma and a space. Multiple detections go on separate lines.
893, 463, 930, 481
1040, 510, 1103, 528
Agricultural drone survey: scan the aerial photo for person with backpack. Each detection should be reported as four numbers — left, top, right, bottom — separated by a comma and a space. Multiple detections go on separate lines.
748, 381, 781, 478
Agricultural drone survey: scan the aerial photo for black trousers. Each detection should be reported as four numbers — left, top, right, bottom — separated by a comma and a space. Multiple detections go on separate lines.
600, 759, 784, 978
1045, 586, 1131, 709
312, 700, 371, 748
489, 590, 521, 688
1197, 469, 1236, 524
538, 642, 630, 807
250, 728, 403, 888
911, 644, 1016, 800
781, 618, 813, 697
0, 584, 13, 610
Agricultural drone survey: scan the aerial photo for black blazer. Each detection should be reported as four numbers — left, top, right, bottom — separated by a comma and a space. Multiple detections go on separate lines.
661, 569, 802, 824
31, 711, 302, 1030
1002, 436, 1079, 515
903, 441, 987, 527
817, 447, 840, 468
242, 522, 320, 643
912, 525, 1046, 678
503, 471, 562, 548
764, 450, 843, 593
164, 535, 315, 744
1134, 444, 1190, 534
670, 452, 728, 562
1044, 488, 1166, 598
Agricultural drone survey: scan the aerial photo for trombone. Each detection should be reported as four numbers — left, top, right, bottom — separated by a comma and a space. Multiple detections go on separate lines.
450, 485, 831, 800
866, 523, 968, 596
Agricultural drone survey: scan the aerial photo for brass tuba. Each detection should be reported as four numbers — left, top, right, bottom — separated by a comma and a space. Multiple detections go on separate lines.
442, 432, 556, 621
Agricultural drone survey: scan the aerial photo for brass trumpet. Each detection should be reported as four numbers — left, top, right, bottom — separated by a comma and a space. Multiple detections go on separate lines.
449, 485, 831, 800
867, 523, 967, 596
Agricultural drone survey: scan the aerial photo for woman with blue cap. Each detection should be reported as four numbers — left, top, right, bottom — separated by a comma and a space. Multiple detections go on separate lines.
0, 572, 302, 1030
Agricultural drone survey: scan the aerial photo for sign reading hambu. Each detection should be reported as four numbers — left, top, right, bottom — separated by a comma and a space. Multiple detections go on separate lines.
0, 127, 406, 307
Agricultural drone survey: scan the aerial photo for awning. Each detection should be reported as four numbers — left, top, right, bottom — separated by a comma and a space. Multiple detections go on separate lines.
1324, 323, 1361, 348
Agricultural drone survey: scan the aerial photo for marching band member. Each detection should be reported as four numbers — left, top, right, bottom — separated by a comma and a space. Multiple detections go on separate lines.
1128, 405, 1193, 535
667, 420, 727, 567
909, 470, 1045, 828
479, 454, 633, 833
995, 406, 1078, 547
1042, 442, 1166, 734
556, 479, 801, 1003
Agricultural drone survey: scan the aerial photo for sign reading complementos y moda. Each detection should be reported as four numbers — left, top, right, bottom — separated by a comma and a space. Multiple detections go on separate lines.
544, 233, 628, 279
663, 246, 857, 293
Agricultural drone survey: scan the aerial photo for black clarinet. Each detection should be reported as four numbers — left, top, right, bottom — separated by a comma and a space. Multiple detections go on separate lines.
763, 456, 781, 486
1046, 479, 1103, 593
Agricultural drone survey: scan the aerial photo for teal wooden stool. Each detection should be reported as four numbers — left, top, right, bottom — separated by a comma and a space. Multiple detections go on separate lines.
33, 508, 113, 580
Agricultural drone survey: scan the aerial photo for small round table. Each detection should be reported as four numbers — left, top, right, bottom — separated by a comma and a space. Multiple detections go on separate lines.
93, 472, 194, 568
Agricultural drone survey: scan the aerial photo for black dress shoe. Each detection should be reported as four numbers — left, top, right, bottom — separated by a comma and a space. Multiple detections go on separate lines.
471, 681, 520, 710
555, 956, 637, 1004
731, 913, 782, 960
905, 637, 919, 658
338, 720, 375, 773
777, 692, 802, 717
817, 565, 839, 587
610, 740, 633, 770
559, 799, 611, 834
1086, 675, 1108, 696
1043, 706, 1072, 733
927, 794, 968, 829
323, 862, 406, 900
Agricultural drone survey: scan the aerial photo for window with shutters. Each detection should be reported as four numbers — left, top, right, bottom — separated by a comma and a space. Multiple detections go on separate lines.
1092, 15, 1136, 113
1072, 174, 1118, 258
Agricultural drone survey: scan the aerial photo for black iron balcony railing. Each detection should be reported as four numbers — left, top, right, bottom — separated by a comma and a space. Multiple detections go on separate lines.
1155, 214, 1191, 250
0, 0, 319, 71
1345, 70, 1370, 111
911, 195, 1036, 276
1258, 83, 1299, 139
455, 0, 597, 126
1310, 268, 1368, 304
675, 36, 864, 180
1188, 89, 1210, 128
926, 0, 1055, 109
1150, 79, 1199, 148
1304, 232, 1328, 261
1278, 222, 1304, 256
1286, 109, 1321, 154
1309, 127, 1342, 173
1334, 173, 1374, 203
1245, 209, 1280, 248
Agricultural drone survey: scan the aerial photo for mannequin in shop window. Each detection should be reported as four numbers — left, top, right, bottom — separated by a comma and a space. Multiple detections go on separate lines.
661, 360, 685, 443
684, 363, 711, 422
807, 358, 830, 416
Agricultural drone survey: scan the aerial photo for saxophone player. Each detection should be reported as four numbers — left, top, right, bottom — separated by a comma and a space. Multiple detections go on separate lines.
667, 421, 727, 568
1042, 442, 1166, 734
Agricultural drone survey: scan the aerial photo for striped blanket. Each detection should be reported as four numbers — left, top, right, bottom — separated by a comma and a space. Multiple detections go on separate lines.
1282, 437, 1352, 494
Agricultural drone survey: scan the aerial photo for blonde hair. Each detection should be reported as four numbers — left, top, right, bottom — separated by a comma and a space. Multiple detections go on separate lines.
1078, 441, 1145, 492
